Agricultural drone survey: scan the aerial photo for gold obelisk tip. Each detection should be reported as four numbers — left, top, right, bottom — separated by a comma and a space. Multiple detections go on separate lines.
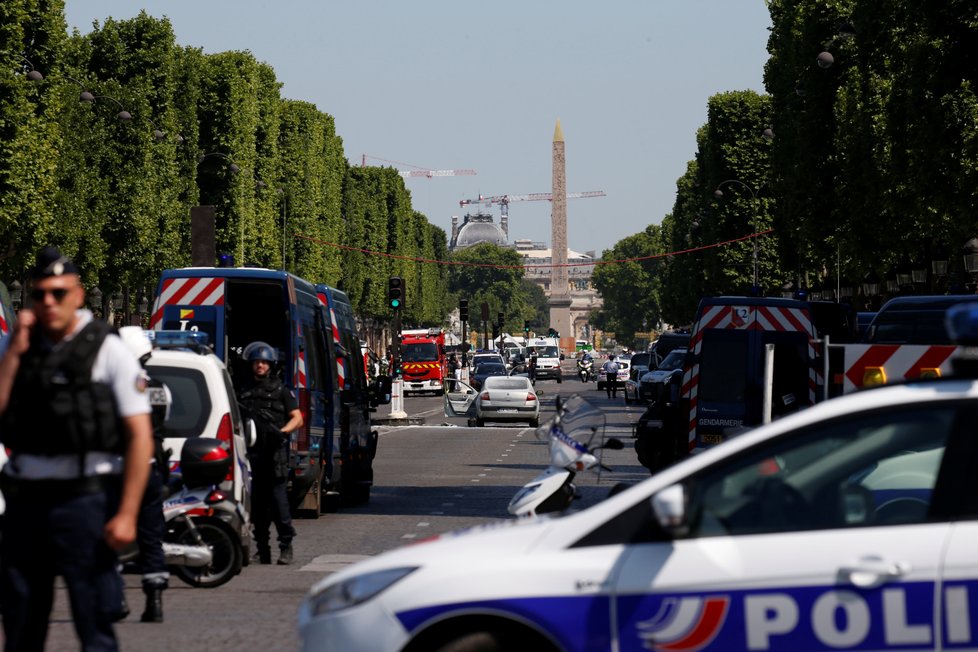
553, 119, 564, 143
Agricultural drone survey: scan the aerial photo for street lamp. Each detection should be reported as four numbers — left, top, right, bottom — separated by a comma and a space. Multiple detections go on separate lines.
714, 179, 763, 291
78, 90, 132, 122
3, 52, 43, 81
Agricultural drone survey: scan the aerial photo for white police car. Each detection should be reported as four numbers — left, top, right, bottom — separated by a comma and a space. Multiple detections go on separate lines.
298, 316, 978, 651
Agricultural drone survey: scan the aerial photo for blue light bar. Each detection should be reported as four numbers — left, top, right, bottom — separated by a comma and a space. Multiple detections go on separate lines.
945, 303, 978, 346
148, 330, 211, 350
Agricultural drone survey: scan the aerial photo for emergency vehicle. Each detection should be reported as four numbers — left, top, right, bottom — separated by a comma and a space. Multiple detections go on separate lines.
150, 268, 341, 515
526, 336, 563, 382
681, 297, 820, 450
315, 284, 384, 507
300, 306, 978, 651
400, 328, 447, 395
829, 295, 978, 396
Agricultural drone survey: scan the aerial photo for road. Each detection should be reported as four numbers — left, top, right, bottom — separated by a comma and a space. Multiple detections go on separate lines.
43, 362, 650, 651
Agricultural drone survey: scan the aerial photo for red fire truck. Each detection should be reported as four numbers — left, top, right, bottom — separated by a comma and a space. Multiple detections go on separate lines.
400, 328, 447, 396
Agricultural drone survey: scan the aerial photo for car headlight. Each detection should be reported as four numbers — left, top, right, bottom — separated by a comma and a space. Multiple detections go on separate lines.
307, 567, 418, 617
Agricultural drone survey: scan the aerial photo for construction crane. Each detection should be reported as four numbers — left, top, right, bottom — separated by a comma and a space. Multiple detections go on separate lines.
360, 154, 476, 179
458, 191, 606, 219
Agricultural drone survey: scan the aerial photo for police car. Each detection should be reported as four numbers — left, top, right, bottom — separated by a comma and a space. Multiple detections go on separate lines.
298, 306, 978, 651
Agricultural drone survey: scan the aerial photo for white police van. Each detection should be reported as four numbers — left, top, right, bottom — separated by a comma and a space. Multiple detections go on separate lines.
298, 305, 978, 652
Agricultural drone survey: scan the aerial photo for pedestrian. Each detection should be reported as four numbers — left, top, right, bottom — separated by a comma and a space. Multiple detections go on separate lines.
236, 341, 303, 565
118, 326, 172, 623
0, 246, 154, 651
601, 354, 621, 399
528, 350, 538, 384
447, 353, 459, 380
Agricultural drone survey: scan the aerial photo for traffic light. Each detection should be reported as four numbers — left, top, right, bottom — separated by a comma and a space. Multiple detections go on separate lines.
459, 299, 469, 322
497, 312, 504, 327
388, 276, 404, 310
523, 320, 530, 334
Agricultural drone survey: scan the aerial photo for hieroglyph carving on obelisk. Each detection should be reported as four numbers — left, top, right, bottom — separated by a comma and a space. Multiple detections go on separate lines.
548, 119, 572, 339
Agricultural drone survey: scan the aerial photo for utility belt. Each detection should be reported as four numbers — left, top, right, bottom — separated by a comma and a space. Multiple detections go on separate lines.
0, 472, 119, 502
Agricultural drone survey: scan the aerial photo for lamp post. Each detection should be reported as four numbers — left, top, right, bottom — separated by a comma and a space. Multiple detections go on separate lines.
714, 179, 763, 292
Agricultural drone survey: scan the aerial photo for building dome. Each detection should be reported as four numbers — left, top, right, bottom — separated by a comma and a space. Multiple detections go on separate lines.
453, 213, 507, 249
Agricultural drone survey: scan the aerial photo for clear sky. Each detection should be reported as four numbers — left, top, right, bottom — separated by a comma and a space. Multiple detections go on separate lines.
64, 1, 772, 256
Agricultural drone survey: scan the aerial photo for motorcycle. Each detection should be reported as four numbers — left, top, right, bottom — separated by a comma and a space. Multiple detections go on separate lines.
121, 438, 247, 588
508, 395, 624, 517
577, 358, 594, 383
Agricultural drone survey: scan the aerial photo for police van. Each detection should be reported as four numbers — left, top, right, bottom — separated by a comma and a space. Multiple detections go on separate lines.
299, 303, 978, 651
151, 268, 346, 515
681, 297, 820, 451
315, 284, 383, 507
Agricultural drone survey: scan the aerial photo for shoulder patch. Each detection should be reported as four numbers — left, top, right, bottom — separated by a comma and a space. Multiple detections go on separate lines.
135, 374, 149, 393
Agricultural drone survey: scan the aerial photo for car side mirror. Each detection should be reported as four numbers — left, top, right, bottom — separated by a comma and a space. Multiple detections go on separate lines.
651, 484, 688, 536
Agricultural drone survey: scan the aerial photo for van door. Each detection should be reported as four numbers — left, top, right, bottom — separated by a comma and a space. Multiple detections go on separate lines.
153, 276, 227, 358
759, 330, 812, 419
695, 329, 750, 446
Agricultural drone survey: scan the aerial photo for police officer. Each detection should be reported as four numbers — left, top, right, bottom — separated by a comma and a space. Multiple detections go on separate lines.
0, 247, 154, 651
119, 326, 171, 623
601, 354, 620, 399
236, 341, 303, 565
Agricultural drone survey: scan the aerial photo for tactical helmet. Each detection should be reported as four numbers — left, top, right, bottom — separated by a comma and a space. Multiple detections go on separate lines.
118, 326, 153, 364
243, 341, 278, 363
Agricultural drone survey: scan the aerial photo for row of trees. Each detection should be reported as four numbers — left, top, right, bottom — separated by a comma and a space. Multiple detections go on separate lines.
1, 4, 454, 325
594, 1, 978, 341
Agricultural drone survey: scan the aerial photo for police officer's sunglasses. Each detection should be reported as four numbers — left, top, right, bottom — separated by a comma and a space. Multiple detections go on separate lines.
30, 287, 73, 302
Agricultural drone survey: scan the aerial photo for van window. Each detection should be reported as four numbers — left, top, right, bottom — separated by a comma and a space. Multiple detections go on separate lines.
226, 279, 289, 383
868, 311, 951, 344
146, 366, 213, 439
698, 330, 748, 404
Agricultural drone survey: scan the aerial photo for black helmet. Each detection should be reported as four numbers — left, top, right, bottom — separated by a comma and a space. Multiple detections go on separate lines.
243, 341, 278, 363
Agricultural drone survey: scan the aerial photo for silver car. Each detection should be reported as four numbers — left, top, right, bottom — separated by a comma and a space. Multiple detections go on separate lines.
443, 375, 540, 427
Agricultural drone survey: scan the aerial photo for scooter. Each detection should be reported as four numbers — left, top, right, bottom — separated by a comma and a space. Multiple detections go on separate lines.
508, 395, 624, 517
121, 438, 246, 588
577, 358, 594, 383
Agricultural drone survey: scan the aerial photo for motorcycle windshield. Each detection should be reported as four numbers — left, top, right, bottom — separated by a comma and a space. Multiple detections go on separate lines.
535, 394, 605, 449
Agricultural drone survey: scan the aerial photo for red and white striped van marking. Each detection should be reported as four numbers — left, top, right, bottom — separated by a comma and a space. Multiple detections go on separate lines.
842, 344, 958, 393
317, 293, 345, 390
149, 277, 226, 329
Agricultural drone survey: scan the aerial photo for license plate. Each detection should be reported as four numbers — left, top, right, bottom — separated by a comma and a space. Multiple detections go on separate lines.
411, 384, 423, 389
700, 434, 724, 445
498, 408, 517, 413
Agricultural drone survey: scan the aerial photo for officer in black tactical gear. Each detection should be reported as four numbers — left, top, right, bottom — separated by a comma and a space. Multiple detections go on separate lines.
0, 247, 154, 651
119, 326, 171, 623
236, 341, 303, 565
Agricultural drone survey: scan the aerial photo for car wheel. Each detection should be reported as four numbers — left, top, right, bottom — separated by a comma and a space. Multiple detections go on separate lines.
476, 418, 485, 427
556, 376, 562, 384
434, 632, 502, 652
529, 418, 539, 428
467, 418, 476, 427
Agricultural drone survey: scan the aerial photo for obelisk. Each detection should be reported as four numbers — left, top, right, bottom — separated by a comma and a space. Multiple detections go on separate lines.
548, 119, 572, 341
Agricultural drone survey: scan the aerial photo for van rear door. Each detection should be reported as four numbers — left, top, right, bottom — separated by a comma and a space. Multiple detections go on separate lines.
695, 328, 750, 446
152, 276, 227, 358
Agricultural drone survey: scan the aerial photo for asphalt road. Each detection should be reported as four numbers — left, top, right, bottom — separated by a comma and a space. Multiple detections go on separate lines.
41, 362, 650, 651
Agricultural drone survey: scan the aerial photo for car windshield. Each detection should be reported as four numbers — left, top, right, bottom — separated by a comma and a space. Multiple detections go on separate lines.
657, 350, 687, 371
529, 346, 559, 357
483, 376, 531, 390
475, 363, 506, 374
630, 353, 651, 367
402, 342, 439, 362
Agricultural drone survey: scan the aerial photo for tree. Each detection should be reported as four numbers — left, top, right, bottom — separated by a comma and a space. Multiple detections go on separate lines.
448, 243, 532, 330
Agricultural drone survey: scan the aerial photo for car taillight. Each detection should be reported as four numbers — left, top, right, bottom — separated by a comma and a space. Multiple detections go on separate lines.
216, 412, 234, 482
526, 393, 536, 401
481, 392, 490, 400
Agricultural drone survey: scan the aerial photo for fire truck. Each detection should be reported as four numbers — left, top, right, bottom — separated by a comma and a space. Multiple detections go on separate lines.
400, 328, 447, 396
